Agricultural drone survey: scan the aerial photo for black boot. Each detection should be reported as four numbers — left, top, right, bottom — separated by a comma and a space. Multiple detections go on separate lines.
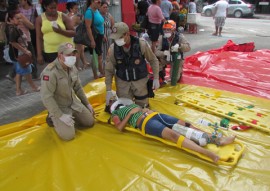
46, 113, 54, 127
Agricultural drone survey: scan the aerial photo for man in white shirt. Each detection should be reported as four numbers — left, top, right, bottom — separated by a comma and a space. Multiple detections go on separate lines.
212, 0, 228, 37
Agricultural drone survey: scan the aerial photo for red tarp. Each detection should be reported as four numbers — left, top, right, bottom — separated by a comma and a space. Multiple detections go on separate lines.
182, 40, 270, 99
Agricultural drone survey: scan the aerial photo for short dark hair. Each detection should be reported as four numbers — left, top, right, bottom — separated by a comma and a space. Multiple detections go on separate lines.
101, 0, 109, 7
41, 0, 58, 11
86, 0, 92, 7
66, 2, 78, 11
8, 0, 19, 11
7, 9, 20, 21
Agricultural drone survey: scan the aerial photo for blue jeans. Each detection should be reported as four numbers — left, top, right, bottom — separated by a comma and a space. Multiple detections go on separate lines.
142, 113, 179, 138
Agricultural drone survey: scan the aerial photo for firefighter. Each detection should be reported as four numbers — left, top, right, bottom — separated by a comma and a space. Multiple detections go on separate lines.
105, 22, 160, 109
40, 43, 95, 141
155, 20, 190, 83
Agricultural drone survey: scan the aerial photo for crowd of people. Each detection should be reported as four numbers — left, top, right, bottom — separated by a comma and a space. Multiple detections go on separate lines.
0, 0, 195, 97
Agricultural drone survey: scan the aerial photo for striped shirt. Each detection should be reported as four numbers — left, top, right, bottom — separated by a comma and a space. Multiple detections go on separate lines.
112, 104, 144, 128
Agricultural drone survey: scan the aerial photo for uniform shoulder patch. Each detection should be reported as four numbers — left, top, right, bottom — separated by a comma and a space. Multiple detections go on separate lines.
47, 63, 56, 70
43, 75, 49, 81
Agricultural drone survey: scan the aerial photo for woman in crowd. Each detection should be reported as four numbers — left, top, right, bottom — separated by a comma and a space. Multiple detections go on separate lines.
147, 0, 165, 52
5, 10, 39, 96
18, 0, 39, 79
99, 0, 114, 70
85, 0, 104, 79
66, 2, 90, 70
36, 0, 74, 65
109, 98, 236, 163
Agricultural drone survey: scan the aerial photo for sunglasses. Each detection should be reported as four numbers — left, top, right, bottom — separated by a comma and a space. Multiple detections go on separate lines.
95, 0, 101, 3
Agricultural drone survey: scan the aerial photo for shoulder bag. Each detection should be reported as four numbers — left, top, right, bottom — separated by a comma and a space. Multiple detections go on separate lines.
74, 8, 96, 46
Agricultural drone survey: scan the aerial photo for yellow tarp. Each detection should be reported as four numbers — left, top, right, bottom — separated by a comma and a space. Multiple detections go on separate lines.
1, 79, 270, 190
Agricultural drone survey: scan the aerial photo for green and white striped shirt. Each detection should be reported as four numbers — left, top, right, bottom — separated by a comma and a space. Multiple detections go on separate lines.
112, 104, 144, 128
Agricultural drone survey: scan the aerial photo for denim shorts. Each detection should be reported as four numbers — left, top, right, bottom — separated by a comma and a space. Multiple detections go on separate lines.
14, 61, 32, 75
144, 113, 179, 137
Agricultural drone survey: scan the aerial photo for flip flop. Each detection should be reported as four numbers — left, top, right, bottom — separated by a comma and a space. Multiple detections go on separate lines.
212, 33, 217, 36
16, 90, 28, 96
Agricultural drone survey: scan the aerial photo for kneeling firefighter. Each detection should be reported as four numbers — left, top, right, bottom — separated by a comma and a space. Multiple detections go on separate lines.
105, 22, 160, 109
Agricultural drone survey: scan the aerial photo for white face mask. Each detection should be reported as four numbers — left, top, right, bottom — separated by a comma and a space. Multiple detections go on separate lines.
63, 56, 76, 67
164, 32, 172, 38
115, 38, 126, 46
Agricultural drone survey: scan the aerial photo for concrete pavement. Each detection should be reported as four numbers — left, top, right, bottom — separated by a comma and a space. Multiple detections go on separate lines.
0, 14, 269, 126
0, 53, 94, 126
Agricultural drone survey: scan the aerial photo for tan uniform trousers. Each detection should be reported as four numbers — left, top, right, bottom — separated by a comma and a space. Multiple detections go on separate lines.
116, 77, 149, 107
51, 106, 94, 141
160, 58, 184, 82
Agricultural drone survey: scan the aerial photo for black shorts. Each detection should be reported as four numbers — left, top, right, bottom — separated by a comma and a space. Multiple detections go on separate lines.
89, 33, 104, 56
43, 52, 57, 63
147, 22, 161, 42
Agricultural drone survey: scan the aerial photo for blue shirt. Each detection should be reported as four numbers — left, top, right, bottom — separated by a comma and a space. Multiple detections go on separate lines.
161, 0, 173, 19
84, 8, 104, 35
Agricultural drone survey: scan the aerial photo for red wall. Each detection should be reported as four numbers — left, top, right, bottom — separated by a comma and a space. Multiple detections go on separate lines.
121, 0, 136, 34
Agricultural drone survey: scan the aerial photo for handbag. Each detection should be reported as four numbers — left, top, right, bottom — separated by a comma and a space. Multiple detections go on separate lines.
17, 53, 32, 68
74, 8, 96, 46
74, 22, 91, 46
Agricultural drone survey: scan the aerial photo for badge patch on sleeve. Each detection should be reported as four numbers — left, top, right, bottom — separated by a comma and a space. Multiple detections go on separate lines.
43, 75, 49, 81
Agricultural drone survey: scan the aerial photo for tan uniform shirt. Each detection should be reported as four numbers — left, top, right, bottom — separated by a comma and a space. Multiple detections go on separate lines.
105, 37, 159, 91
155, 33, 191, 61
40, 59, 89, 118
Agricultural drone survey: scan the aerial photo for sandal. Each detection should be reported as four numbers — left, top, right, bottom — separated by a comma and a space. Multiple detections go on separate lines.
212, 33, 217, 36
16, 90, 28, 96
32, 86, 41, 92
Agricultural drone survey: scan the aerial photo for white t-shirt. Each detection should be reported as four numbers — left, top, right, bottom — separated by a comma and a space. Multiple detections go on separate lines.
214, 0, 229, 17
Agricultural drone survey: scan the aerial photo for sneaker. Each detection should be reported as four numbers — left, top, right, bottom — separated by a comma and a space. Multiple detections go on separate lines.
5, 74, 15, 83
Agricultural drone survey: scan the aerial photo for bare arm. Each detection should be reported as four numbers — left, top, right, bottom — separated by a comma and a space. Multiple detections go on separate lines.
35, 16, 44, 64
20, 13, 34, 30
110, 14, 115, 29
10, 41, 31, 57
73, 15, 81, 26
85, 18, 96, 48
53, 13, 75, 37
